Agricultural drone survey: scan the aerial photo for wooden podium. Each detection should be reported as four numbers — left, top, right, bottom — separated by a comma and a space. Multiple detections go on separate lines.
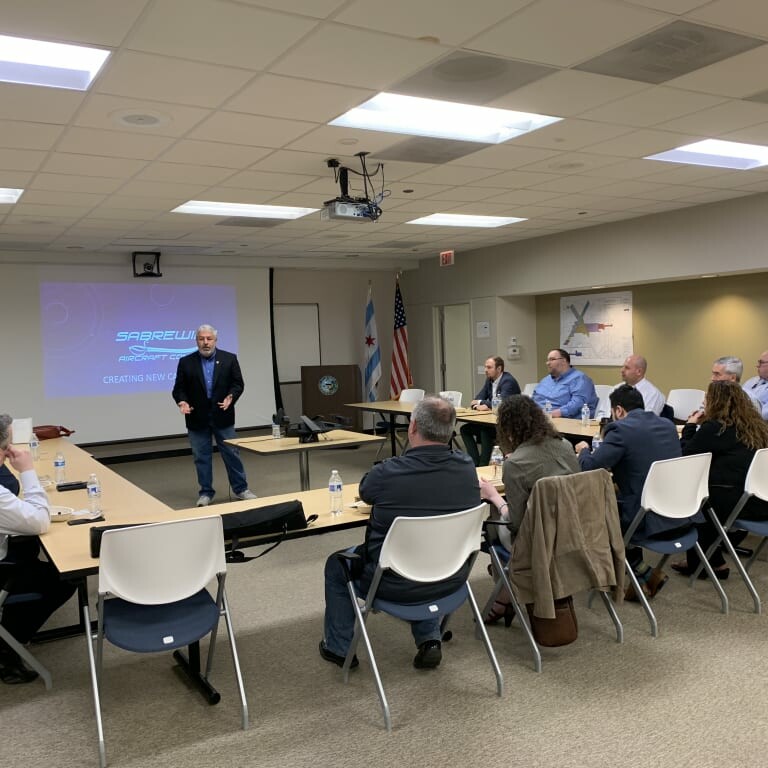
301, 365, 362, 430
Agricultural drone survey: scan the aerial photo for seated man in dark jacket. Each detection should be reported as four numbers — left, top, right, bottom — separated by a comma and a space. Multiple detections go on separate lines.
321, 396, 480, 670
575, 385, 684, 599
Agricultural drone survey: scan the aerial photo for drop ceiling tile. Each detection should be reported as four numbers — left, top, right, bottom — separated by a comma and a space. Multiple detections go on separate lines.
665, 45, 768, 98
96, 51, 255, 108
189, 112, 316, 148
625, 182, 717, 201
201, 188, 291, 205
623, 0, 709, 12
334, 0, 528, 46
75, 95, 211, 136
19, 190, 105, 207
476, 189, 563, 205
135, 163, 234, 185
0, 172, 33, 188
678, 188, 753, 204
581, 157, 665, 179
657, 99, 768, 135
116, 180, 208, 199
225, 76, 374, 122
688, 0, 768, 38
581, 128, 701, 156
87, 208, 157, 221
0, 121, 64, 151
423, 187, 500, 202
578, 87, 726, 127
271, 24, 448, 89
512, 119, 635, 150
641, 165, 745, 186
284, 125, 405, 155
467, 0, 666, 68
160, 141, 273, 168
234, 0, 346, 17
0, 83, 84, 124
220, 170, 317, 192
0, 0, 149, 46
251, 149, 346, 175
399, 165, 501, 186
57, 127, 173, 160
469, 170, 558, 189
722, 123, 768, 144
529, 174, 614, 193
491, 71, 649, 117
42, 153, 147, 178
449, 144, 561, 170
31, 174, 125, 194
12, 203, 96, 218
98, 195, 180, 211
515, 151, 625, 174
127, 0, 318, 70
0, 148, 46, 172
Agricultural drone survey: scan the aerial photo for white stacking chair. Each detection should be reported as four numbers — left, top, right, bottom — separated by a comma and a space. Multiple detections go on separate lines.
594, 385, 613, 419
694, 448, 768, 614
623, 453, 728, 637
439, 390, 463, 408
375, 388, 425, 459
523, 383, 536, 397
87, 516, 248, 767
666, 388, 705, 422
335, 504, 503, 731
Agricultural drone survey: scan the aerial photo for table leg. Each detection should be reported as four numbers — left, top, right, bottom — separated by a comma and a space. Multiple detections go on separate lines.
298, 452, 310, 490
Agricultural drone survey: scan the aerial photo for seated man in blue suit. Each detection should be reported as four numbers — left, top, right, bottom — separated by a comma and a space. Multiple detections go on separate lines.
459, 356, 520, 466
574, 385, 686, 600
533, 348, 598, 418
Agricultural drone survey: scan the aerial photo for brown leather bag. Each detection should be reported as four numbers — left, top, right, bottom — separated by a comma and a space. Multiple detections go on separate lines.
33, 425, 76, 440
526, 596, 578, 647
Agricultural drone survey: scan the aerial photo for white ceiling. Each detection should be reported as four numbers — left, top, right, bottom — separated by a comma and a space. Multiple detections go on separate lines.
3, 0, 768, 269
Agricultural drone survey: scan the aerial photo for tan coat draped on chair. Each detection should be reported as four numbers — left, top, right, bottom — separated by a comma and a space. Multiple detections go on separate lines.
510, 469, 625, 618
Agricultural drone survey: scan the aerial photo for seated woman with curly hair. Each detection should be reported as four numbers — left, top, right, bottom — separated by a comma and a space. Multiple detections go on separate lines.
673, 380, 768, 580
479, 395, 579, 624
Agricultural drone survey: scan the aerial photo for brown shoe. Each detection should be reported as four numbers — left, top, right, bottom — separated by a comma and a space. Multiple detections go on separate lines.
645, 568, 669, 598
624, 581, 649, 602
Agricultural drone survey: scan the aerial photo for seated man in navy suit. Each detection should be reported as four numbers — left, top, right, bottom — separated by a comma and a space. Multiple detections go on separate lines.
575, 385, 684, 600
459, 356, 520, 466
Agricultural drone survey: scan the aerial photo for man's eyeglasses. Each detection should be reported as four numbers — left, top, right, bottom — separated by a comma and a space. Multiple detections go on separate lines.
546, 357, 564, 362
758, 360, 768, 366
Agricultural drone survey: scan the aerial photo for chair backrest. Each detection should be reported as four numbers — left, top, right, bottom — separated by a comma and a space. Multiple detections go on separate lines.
439, 390, 462, 408
594, 385, 613, 418
640, 453, 712, 520
399, 388, 425, 403
745, 448, 768, 502
523, 383, 536, 397
378, 504, 487, 582
666, 388, 705, 420
99, 516, 226, 605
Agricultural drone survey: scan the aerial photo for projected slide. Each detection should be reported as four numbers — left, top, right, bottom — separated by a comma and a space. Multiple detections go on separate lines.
41, 283, 238, 398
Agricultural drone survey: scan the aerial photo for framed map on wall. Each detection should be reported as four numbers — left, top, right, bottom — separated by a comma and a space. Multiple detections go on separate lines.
560, 291, 633, 366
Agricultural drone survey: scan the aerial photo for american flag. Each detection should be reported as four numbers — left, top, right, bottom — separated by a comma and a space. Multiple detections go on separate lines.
363, 284, 381, 402
390, 280, 413, 397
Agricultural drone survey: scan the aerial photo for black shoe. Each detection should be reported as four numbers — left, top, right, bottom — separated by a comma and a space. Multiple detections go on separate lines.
0, 649, 39, 685
318, 640, 358, 669
413, 640, 442, 669
735, 546, 754, 558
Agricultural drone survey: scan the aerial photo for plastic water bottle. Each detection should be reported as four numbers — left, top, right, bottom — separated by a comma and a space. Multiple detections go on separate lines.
490, 445, 504, 480
271, 422, 281, 439
544, 400, 552, 416
86, 473, 102, 514
54, 451, 66, 484
592, 434, 602, 453
581, 403, 590, 427
329, 469, 343, 515
491, 392, 501, 413
29, 433, 40, 461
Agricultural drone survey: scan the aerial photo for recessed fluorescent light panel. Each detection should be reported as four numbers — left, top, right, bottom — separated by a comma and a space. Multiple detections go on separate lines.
0, 34, 110, 91
407, 213, 527, 228
330, 93, 561, 144
172, 201, 319, 219
0, 188, 23, 204
645, 139, 768, 170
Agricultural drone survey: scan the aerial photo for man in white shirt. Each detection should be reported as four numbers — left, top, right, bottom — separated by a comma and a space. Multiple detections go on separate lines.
743, 351, 768, 420
0, 414, 75, 684
618, 355, 665, 416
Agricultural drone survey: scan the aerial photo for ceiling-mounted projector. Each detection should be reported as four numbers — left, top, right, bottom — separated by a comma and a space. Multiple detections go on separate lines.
320, 199, 375, 222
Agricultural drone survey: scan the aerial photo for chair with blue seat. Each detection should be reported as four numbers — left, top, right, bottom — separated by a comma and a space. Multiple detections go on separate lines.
335, 503, 503, 731
692, 447, 768, 614
623, 453, 728, 637
88, 516, 248, 767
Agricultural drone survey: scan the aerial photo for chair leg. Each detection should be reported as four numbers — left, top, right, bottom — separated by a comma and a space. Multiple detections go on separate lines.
83, 602, 107, 768
595, 590, 624, 643
0, 625, 52, 689
465, 584, 504, 697
489, 547, 541, 673
694, 543, 729, 615
624, 560, 658, 637
220, 591, 249, 730
343, 581, 391, 732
